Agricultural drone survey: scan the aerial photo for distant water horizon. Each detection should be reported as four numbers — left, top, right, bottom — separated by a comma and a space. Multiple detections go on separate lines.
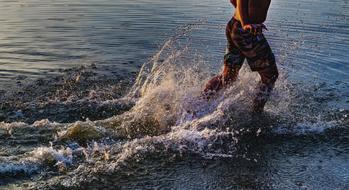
0, 0, 348, 90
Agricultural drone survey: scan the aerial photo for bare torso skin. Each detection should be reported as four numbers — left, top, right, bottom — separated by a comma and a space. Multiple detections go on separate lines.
230, 0, 271, 25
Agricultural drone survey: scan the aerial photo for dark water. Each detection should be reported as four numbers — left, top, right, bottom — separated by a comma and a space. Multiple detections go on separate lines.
0, 0, 228, 89
0, 0, 348, 189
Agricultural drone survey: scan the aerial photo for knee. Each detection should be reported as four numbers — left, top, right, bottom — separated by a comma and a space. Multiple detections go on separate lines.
224, 51, 243, 68
259, 64, 279, 85
224, 52, 235, 66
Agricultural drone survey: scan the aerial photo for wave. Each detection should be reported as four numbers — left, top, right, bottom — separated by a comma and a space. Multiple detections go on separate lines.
0, 22, 348, 189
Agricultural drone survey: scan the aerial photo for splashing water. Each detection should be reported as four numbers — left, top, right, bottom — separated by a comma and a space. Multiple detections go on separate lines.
0, 20, 348, 189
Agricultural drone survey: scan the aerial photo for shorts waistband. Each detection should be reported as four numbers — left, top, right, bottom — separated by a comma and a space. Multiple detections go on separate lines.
231, 17, 242, 27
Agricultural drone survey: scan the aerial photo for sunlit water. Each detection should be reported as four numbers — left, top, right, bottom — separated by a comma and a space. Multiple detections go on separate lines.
0, 0, 348, 189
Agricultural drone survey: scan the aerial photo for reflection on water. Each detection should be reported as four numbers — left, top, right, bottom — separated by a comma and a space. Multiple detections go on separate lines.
1, 0, 348, 89
0, 0, 348, 189
0, 0, 228, 89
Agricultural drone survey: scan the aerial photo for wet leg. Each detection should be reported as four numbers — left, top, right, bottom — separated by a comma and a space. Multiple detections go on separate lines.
222, 60, 241, 86
203, 60, 242, 94
252, 65, 279, 113
203, 18, 244, 95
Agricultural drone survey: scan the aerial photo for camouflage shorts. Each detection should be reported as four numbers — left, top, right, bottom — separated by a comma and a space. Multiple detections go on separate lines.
224, 18, 276, 71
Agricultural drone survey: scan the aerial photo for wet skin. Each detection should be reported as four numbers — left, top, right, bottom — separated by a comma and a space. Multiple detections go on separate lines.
204, 0, 276, 113
230, 0, 271, 26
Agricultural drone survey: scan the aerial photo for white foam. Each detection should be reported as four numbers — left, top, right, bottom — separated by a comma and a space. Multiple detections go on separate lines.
29, 146, 73, 166
273, 120, 339, 135
0, 24, 344, 189
0, 162, 39, 176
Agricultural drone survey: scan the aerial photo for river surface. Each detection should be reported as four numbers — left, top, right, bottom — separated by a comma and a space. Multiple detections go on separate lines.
0, 0, 348, 189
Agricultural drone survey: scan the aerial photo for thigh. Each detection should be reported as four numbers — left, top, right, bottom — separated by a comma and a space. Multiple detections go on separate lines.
230, 22, 276, 71
246, 35, 276, 71
257, 64, 279, 85
225, 20, 245, 68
